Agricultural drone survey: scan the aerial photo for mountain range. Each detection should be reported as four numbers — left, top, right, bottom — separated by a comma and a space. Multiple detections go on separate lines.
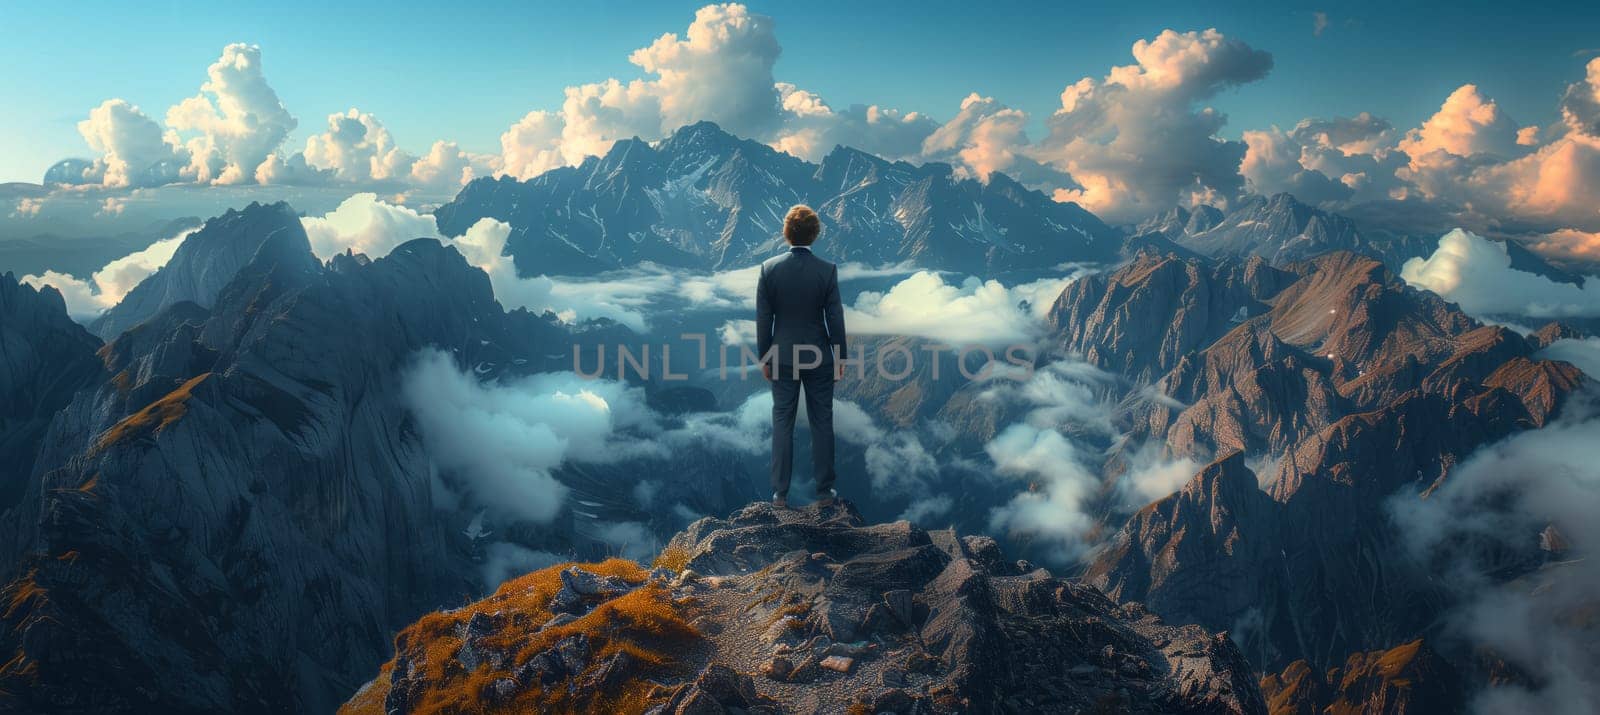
435, 121, 1122, 276
0, 121, 1594, 713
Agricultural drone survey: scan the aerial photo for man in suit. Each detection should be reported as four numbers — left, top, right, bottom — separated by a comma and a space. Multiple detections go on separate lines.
757, 205, 846, 509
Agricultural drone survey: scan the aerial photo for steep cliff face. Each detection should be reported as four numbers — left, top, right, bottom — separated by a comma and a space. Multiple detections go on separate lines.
346, 502, 1268, 714
434, 121, 1120, 276
0, 212, 604, 712
0, 274, 103, 510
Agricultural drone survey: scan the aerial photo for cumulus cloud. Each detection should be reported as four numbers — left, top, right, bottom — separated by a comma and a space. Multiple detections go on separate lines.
773, 83, 938, 162
165, 43, 298, 185
1390, 403, 1600, 713
1399, 85, 1527, 161
73, 99, 188, 188
1388, 70, 1600, 238
55, 45, 477, 194
20, 228, 193, 320
301, 109, 413, 184
1035, 28, 1273, 222
1401, 229, 1600, 319
400, 348, 662, 524
11, 197, 43, 218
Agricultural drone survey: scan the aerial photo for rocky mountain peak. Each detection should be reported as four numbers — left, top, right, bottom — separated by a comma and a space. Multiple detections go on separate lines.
345, 502, 1268, 714
88, 200, 306, 340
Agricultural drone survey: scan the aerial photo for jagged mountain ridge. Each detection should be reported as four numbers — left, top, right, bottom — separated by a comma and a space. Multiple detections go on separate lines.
434, 121, 1123, 275
0, 203, 656, 712
1042, 244, 1587, 708
1137, 195, 1438, 271
345, 502, 1267, 714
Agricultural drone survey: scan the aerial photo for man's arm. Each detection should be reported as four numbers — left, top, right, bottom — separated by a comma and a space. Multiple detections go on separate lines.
824, 264, 846, 373
756, 263, 774, 378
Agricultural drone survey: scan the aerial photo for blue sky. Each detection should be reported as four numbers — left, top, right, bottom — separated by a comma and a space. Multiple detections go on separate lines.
3, 0, 1597, 184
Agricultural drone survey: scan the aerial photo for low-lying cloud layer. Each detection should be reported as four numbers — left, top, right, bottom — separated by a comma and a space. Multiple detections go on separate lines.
846, 270, 1088, 347
1390, 402, 1600, 713
400, 348, 662, 524
1402, 229, 1600, 319
20, 228, 192, 319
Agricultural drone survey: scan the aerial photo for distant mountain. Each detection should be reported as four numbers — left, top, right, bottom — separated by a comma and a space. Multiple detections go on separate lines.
0, 217, 200, 278
344, 502, 1267, 714
434, 121, 1121, 275
1140, 194, 1437, 270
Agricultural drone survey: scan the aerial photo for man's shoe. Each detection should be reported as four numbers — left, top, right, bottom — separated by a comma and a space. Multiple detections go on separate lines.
816, 489, 837, 508
773, 493, 789, 509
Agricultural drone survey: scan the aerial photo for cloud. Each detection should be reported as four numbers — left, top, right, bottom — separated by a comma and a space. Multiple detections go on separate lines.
1116, 446, 1203, 506
1401, 229, 1600, 318
20, 228, 193, 320
846, 270, 1085, 346
54, 45, 477, 194
301, 109, 414, 184
72, 99, 188, 188
11, 197, 43, 218
591, 520, 661, 562
985, 423, 1100, 561
399, 348, 662, 524
301, 191, 441, 260
165, 43, 298, 185
1399, 85, 1526, 161
1390, 403, 1600, 713
1393, 72, 1600, 236
1538, 338, 1600, 379
772, 84, 938, 162
1036, 28, 1274, 222
865, 432, 938, 496
899, 495, 953, 525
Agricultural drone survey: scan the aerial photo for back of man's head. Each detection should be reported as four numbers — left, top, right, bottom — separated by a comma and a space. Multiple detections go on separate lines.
784, 205, 821, 246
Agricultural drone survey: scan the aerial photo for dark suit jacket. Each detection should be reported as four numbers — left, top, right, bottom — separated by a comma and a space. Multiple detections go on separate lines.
756, 246, 846, 370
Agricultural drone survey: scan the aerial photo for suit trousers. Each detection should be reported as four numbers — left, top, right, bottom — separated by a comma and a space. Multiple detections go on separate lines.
770, 365, 836, 498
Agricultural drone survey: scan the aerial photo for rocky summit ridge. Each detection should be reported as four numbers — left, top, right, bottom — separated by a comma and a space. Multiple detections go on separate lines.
344, 501, 1266, 714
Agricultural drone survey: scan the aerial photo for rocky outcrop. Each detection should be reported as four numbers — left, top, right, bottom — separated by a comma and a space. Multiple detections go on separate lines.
434, 121, 1120, 276
347, 502, 1268, 714
1260, 639, 1463, 714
